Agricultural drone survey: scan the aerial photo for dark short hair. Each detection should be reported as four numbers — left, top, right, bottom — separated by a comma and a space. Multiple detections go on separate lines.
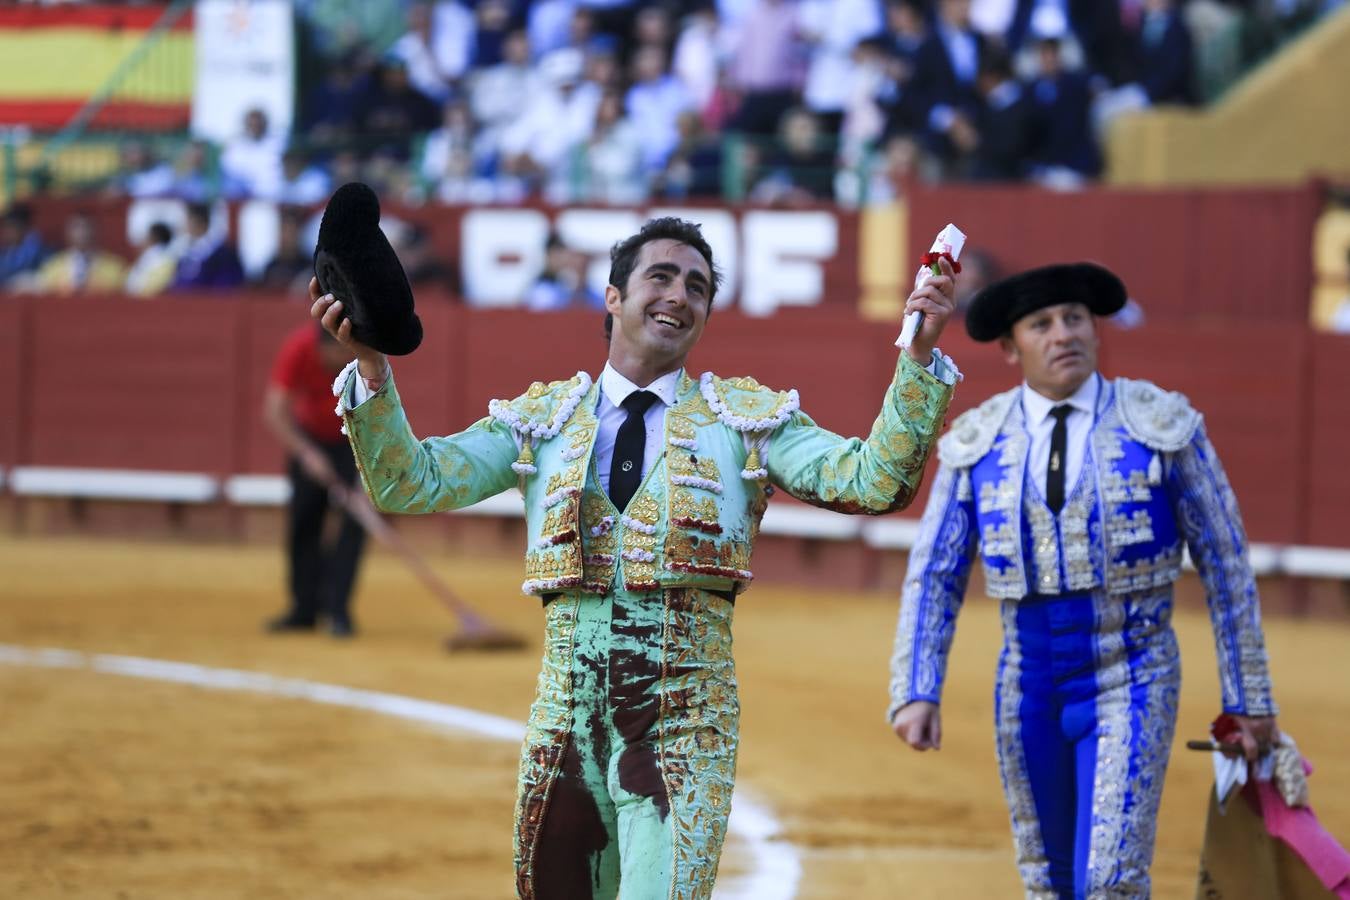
186, 202, 211, 225
148, 222, 173, 245
604, 217, 721, 339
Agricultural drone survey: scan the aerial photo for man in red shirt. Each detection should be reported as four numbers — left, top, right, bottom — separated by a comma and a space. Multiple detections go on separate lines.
264, 322, 366, 637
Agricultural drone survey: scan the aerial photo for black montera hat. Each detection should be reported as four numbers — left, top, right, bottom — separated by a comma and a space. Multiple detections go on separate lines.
313, 182, 423, 355
964, 262, 1126, 342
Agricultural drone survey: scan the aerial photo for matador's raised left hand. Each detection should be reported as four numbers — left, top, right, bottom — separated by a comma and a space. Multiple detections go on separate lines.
904, 255, 957, 368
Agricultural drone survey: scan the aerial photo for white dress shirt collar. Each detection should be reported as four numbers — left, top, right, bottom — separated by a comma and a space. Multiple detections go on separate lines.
599, 362, 682, 410
1022, 372, 1100, 428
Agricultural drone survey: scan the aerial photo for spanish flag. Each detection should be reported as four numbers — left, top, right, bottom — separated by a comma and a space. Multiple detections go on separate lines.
0, 5, 194, 131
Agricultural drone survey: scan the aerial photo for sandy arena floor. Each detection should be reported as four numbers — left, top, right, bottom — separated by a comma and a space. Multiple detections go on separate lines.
1, 535, 1347, 898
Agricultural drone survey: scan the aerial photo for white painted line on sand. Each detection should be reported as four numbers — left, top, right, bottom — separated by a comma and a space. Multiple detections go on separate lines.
0, 643, 801, 899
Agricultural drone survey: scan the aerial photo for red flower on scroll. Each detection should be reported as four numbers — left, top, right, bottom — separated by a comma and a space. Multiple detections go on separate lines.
920, 251, 962, 273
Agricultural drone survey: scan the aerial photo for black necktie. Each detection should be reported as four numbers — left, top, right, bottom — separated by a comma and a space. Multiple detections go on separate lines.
1046, 404, 1072, 513
609, 390, 658, 511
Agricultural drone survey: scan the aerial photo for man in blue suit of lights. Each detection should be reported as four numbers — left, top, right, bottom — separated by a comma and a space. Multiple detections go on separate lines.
887, 262, 1280, 899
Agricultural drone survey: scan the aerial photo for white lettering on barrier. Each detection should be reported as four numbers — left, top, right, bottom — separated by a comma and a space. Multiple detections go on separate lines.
740, 211, 838, 317
460, 208, 837, 315
460, 209, 551, 306
554, 209, 641, 297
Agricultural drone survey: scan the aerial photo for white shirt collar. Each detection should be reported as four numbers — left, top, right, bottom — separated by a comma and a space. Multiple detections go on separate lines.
599, 362, 682, 411
1022, 372, 1099, 427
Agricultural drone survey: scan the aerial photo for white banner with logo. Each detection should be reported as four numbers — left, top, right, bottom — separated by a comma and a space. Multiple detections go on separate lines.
192, 0, 295, 143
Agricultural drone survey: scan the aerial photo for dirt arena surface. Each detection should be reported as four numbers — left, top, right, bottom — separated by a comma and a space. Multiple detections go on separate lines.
2, 535, 1348, 898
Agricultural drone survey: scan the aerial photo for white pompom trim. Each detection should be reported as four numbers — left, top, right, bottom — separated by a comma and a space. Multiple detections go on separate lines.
620, 515, 657, 535
332, 359, 360, 398
331, 359, 361, 416
521, 576, 582, 596
489, 372, 593, 441
671, 475, 723, 494
700, 372, 799, 432
543, 486, 580, 509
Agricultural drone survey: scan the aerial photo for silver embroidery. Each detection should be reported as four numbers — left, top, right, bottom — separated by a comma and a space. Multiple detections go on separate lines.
1085, 594, 1131, 891
1101, 468, 1153, 504
1115, 378, 1201, 452
956, 468, 973, 501
1171, 429, 1276, 714
888, 465, 977, 712
1026, 502, 1060, 595
996, 599, 1053, 895
1084, 590, 1179, 897
977, 418, 1030, 600
985, 562, 1028, 600
1107, 510, 1155, 546
982, 520, 1019, 560
1107, 546, 1183, 594
979, 477, 1017, 515
1061, 478, 1098, 592
1094, 423, 1127, 467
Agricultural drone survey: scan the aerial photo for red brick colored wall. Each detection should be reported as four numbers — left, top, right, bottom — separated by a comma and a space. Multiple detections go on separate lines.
6, 297, 1348, 548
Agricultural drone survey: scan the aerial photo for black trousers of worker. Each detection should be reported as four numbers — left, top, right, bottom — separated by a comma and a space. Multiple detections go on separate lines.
285, 438, 366, 626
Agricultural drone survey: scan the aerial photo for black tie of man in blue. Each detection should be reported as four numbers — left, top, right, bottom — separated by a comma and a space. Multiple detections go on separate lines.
609, 390, 659, 511
1046, 404, 1072, 513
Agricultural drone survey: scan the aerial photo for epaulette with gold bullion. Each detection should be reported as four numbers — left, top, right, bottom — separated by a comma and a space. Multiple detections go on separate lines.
698, 373, 800, 433
489, 372, 593, 474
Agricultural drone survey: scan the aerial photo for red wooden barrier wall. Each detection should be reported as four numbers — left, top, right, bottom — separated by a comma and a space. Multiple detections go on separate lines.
21, 182, 1324, 324
0, 302, 22, 474
1307, 333, 1350, 547
906, 183, 1323, 321
24, 300, 240, 473
6, 296, 1348, 549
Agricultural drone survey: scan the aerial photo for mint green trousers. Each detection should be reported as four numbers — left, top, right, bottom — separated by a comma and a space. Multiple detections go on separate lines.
512, 586, 740, 899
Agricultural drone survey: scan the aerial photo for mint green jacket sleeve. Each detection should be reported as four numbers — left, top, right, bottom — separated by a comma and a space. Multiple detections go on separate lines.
766, 352, 954, 514
341, 372, 519, 514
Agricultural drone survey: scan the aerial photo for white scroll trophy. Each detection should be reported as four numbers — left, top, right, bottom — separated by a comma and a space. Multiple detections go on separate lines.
897, 223, 967, 350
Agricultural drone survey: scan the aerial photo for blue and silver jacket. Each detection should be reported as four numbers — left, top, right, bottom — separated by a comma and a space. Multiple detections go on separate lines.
889, 376, 1276, 718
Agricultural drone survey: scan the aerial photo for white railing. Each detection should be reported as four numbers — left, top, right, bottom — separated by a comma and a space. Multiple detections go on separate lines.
5, 465, 1350, 580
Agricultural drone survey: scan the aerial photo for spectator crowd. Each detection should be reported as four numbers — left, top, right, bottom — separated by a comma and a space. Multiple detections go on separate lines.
0, 0, 1343, 300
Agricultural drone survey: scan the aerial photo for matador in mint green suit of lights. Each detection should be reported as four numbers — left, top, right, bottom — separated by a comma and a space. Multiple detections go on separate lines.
335, 351, 955, 899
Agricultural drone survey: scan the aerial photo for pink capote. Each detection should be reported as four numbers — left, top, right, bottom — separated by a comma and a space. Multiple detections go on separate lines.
1248, 758, 1350, 899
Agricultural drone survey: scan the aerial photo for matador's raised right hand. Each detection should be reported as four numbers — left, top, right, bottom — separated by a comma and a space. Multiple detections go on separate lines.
309, 276, 389, 388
